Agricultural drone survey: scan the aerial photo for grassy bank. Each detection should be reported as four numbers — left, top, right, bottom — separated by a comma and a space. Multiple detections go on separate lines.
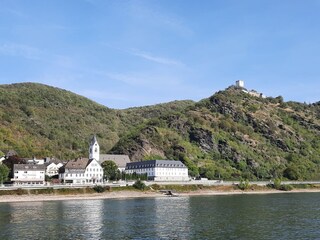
1, 183, 320, 197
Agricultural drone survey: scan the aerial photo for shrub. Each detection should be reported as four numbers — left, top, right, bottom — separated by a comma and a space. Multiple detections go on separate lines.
16, 188, 27, 195
273, 178, 282, 190
150, 184, 161, 190
238, 179, 250, 190
280, 184, 293, 191
93, 185, 110, 193
133, 180, 146, 190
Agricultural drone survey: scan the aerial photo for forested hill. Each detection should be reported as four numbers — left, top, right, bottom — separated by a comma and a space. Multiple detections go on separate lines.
1, 82, 319, 180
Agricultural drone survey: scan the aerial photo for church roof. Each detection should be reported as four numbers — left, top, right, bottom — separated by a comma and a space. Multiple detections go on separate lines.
90, 135, 98, 145
100, 154, 130, 168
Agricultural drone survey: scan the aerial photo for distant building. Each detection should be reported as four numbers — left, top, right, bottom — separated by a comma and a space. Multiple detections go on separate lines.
125, 160, 189, 181
12, 164, 46, 185
235, 80, 266, 99
236, 80, 244, 88
59, 158, 103, 184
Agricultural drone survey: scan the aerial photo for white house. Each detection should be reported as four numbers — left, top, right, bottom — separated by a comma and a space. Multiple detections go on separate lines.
46, 162, 64, 177
59, 158, 103, 184
125, 160, 189, 181
11, 164, 46, 185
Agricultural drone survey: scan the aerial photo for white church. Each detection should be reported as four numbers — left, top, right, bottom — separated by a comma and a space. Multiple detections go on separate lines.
59, 136, 104, 184
59, 135, 131, 184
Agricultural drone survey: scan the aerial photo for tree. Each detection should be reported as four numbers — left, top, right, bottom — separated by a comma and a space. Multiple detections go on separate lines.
283, 166, 300, 180
102, 161, 120, 181
2, 155, 26, 178
0, 164, 9, 184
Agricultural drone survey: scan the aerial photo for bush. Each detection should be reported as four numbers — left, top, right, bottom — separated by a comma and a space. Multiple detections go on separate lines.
93, 185, 110, 193
273, 178, 282, 190
133, 180, 146, 190
280, 184, 293, 191
150, 184, 161, 190
238, 179, 250, 190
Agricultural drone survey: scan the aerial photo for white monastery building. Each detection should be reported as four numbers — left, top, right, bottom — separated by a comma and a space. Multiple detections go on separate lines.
12, 164, 46, 185
125, 160, 189, 181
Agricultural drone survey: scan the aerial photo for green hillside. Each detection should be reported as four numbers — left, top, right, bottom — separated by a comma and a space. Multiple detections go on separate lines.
1, 82, 319, 180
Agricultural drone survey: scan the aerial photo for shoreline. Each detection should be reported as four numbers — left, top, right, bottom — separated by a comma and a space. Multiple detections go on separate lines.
1, 188, 320, 203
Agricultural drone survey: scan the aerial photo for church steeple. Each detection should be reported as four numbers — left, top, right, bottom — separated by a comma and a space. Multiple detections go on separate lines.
89, 135, 100, 161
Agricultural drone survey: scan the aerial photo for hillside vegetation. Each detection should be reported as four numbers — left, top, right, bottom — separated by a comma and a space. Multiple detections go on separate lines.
1, 83, 319, 180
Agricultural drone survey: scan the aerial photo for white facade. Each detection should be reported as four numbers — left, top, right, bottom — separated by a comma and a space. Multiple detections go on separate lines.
12, 164, 45, 185
89, 135, 100, 161
236, 80, 244, 88
84, 159, 104, 184
46, 162, 63, 177
59, 159, 103, 184
125, 160, 189, 181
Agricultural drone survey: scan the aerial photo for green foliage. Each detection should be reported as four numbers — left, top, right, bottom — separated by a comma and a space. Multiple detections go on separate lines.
132, 180, 146, 190
102, 161, 120, 181
93, 185, 110, 193
273, 178, 282, 190
0, 164, 9, 184
238, 179, 250, 190
283, 166, 300, 180
280, 184, 293, 191
0, 83, 319, 181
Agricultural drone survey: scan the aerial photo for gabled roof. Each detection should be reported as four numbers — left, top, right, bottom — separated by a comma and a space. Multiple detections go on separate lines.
90, 135, 98, 145
100, 154, 130, 168
64, 158, 90, 170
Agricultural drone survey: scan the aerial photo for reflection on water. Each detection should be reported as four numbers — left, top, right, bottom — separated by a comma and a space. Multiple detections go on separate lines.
1, 193, 320, 239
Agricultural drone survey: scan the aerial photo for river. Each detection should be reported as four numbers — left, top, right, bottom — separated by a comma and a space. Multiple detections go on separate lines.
0, 192, 319, 239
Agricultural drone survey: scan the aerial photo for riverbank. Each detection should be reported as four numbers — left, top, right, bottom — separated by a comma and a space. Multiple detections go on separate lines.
1, 187, 320, 203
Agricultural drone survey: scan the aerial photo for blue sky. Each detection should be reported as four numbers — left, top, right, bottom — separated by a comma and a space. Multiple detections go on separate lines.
0, 0, 319, 109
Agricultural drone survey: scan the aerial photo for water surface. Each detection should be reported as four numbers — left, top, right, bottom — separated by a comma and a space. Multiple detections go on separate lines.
0, 192, 319, 239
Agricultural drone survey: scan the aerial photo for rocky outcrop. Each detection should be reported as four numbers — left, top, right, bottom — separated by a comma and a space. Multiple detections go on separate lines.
189, 127, 216, 152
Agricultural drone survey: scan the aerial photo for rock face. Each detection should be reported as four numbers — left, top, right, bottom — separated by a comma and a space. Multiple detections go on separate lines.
189, 127, 216, 152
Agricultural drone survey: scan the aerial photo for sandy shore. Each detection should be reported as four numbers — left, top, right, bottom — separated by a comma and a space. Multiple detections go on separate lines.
1, 189, 320, 203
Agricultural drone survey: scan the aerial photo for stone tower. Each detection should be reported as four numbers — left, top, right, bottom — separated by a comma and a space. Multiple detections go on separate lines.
236, 80, 244, 88
89, 135, 100, 161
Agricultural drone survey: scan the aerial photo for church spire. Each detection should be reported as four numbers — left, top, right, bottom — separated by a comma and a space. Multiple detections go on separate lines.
89, 135, 100, 161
